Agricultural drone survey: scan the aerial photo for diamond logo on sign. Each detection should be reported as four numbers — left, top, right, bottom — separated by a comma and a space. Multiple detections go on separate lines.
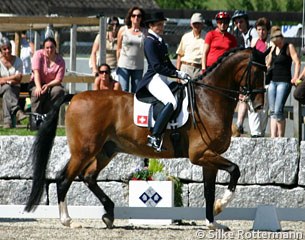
139, 186, 162, 207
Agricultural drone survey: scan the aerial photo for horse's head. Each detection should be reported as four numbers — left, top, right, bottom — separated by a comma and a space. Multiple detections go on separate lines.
238, 48, 269, 112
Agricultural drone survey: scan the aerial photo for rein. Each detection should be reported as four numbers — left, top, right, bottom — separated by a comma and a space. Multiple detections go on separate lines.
187, 52, 267, 128
190, 56, 266, 101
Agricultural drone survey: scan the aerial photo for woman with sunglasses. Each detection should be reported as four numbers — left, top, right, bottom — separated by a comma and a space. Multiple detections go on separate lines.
116, 6, 147, 93
267, 26, 300, 137
93, 63, 122, 91
90, 16, 120, 77
201, 11, 237, 73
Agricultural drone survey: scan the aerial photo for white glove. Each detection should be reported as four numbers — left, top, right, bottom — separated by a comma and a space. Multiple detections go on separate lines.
176, 70, 191, 84
176, 70, 189, 79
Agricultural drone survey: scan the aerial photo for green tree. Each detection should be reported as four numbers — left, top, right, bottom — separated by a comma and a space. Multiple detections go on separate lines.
155, 0, 303, 11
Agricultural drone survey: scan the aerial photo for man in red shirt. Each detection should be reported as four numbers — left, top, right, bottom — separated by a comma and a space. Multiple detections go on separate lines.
201, 11, 237, 70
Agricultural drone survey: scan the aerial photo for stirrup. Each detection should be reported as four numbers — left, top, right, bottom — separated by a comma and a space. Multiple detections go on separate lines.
147, 135, 164, 152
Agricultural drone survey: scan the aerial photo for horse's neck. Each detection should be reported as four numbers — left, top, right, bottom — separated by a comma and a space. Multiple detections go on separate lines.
196, 67, 240, 116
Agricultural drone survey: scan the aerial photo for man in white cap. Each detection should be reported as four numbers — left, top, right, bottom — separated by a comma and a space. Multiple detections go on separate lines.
176, 13, 205, 79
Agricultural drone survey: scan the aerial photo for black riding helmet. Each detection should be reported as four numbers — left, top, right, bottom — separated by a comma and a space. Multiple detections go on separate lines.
232, 10, 248, 21
232, 10, 250, 30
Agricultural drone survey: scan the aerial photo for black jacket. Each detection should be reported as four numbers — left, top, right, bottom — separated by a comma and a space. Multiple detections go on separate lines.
136, 33, 177, 100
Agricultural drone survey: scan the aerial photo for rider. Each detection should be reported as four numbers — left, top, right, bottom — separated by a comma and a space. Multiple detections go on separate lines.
135, 12, 190, 152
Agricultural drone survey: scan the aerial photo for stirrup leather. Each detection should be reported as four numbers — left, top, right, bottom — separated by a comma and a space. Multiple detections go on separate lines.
147, 135, 164, 152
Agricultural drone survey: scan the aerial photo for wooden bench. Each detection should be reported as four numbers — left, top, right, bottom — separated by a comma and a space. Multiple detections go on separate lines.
0, 74, 95, 126
20, 74, 95, 97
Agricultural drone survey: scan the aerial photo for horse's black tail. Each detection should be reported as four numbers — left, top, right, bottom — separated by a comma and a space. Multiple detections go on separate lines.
25, 94, 74, 212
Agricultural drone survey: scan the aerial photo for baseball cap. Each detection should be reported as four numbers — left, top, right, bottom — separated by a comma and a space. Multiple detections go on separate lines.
191, 13, 203, 24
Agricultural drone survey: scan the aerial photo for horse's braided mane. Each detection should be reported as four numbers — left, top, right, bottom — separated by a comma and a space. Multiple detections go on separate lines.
202, 47, 248, 77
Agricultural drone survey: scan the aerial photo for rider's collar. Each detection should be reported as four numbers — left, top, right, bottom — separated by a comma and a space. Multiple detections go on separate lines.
148, 29, 162, 43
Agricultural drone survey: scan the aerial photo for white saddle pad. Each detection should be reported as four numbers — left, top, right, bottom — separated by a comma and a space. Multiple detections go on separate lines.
133, 88, 189, 129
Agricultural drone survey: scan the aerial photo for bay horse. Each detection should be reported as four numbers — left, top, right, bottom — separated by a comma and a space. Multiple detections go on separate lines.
25, 47, 268, 230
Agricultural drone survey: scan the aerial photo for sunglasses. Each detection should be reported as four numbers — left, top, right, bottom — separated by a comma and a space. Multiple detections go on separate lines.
109, 22, 119, 26
217, 20, 230, 25
99, 70, 110, 74
131, 14, 142, 18
271, 35, 282, 40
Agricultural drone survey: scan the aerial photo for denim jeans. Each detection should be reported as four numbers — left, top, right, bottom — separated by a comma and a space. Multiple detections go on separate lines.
117, 67, 143, 93
268, 81, 291, 120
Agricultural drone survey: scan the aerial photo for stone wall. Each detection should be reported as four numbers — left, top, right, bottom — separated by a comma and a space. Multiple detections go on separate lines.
0, 136, 304, 208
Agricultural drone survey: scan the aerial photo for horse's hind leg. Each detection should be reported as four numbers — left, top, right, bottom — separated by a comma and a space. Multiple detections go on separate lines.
56, 154, 98, 228
79, 160, 114, 228
79, 142, 117, 228
56, 162, 78, 228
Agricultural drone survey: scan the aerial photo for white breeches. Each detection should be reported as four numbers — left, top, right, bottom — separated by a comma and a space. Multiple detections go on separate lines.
146, 74, 177, 110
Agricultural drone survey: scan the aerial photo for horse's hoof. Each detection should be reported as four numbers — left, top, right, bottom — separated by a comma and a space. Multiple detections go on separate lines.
214, 199, 223, 216
102, 213, 114, 229
206, 220, 230, 231
61, 217, 72, 227
70, 221, 82, 228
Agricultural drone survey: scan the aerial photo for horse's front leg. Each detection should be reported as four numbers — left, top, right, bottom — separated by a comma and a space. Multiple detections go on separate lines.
213, 157, 240, 216
197, 152, 240, 230
202, 166, 229, 230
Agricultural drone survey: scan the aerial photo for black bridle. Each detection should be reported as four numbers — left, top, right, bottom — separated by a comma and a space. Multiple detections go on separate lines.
187, 53, 267, 127
190, 55, 267, 101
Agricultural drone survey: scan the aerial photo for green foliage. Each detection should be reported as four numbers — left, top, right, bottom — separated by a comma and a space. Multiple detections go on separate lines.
167, 175, 183, 207
155, 0, 303, 11
148, 158, 164, 173
131, 167, 153, 180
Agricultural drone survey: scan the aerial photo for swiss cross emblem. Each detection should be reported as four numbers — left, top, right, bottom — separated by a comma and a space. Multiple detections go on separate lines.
137, 115, 148, 124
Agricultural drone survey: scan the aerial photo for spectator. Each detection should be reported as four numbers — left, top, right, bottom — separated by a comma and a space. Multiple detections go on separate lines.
0, 37, 27, 128
249, 17, 272, 138
136, 12, 190, 152
93, 63, 122, 90
201, 11, 237, 71
231, 10, 260, 136
29, 37, 65, 116
232, 10, 258, 48
251, 17, 271, 52
20, 31, 34, 75
293, 67, 305, 104
267, 26, 300, 137
19, 30, 34, 113
116, 6, 147, 93
90, 16, 120, 79
176, 13, 205, 79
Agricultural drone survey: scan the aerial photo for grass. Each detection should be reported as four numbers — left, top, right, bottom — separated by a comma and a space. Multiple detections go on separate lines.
0, 116, 66, 136
0, 118, 66, 136
0, 127, 66, 136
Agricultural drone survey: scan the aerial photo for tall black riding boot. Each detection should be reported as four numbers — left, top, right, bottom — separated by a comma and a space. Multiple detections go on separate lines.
147, 103, 174, 152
